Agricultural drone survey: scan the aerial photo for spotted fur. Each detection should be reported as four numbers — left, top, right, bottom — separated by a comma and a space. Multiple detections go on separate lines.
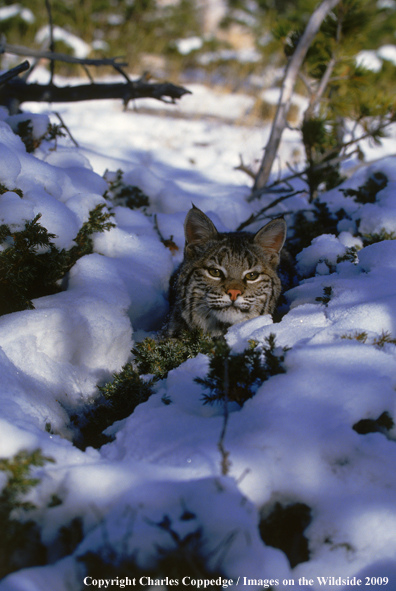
166, 206, 287, 338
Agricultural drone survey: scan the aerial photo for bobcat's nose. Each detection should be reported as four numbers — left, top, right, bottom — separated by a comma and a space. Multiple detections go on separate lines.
227, 288, 242, 301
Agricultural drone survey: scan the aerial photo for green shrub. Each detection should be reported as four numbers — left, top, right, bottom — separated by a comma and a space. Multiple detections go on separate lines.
362, 229, 396, 246
0, 204, 114, 316
336, 246, 360, 264
78, 512, 225, 590
71, 367, 154, 450
72, 330, 215, 449
315, 286, 332, 306
259, 502, 312, 568
103, 169, 150, 210
196, 335, 288, 406
288, 202, 342, 259
0, 449, 54, 579
353, 411, 394, 436
341, 330, 396, 347
340, 171, 388, 204
14, 119, 66, 153
132, 329, 215, 380
0, 183, 23, 198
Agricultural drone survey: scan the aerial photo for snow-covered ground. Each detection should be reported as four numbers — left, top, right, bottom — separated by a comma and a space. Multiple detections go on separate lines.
1, 71, 396, 590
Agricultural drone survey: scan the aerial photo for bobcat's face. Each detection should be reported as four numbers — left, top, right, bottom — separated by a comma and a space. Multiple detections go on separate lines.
189, 245, 279, 328
167, 206, 286, 338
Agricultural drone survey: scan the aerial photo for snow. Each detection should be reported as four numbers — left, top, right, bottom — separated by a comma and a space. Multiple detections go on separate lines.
174, 37, 204, 55
0, 4, 35, 24
2, 72, 396, 589
356, 44, 396, 71
35, 26, 92, 59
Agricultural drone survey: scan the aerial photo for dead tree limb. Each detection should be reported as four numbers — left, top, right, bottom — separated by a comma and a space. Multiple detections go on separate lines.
0, 61, 30, 86
0, 79, 191, 110
251, 0, 342, 198
1, 39, 190, 111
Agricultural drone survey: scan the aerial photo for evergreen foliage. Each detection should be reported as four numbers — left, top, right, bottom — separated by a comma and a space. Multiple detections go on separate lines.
0, 184, 23, 198
0, 0, 203, 77
336, 246, 360, 264
72, 330, 215, 449
196, 335, 288, 406
340, 171, 388, 204
56, 517, 85, 559
340, 330, 368, 343
0, 204, 114, 316
315, 286, 332, 306
288, 202, 341, 258
259, 502, 312, 568
263, 1, 396, 200
362, 229, 396, 246
14, 120, 66, 153
0, 449, 54, 579
341, 330, 396, 347
78, 512, 225, 590
71, 367, 154, 450
353, 411, 394, 436
103, 170, 150, 210
132, 329, 215, 380
301, 115, 346, 199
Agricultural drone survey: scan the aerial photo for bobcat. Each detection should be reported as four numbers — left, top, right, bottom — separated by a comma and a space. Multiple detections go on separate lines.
166, 205, 286, 338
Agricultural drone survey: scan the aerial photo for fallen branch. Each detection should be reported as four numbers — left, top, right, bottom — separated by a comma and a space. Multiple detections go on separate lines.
0, 78, 191, 109
0, 61, 30, 86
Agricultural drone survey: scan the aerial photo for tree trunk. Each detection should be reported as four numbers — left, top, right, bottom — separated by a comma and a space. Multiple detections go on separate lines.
252, 0, 342, 197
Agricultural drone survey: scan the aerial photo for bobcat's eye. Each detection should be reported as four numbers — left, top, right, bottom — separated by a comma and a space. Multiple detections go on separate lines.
208, 268, 222, 278
245, 271, 259, 281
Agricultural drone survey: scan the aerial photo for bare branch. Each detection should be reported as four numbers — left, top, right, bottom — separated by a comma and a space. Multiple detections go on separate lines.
298, 71, 314, 96
54, 111, 79, 147
237, 189, 306, 231
1, 41, 128, 69
0, 78, 191, 109
234, 154, 257, 180
0, 61, 30, 86
308, 55, 337, 115
44, 0, 55, 83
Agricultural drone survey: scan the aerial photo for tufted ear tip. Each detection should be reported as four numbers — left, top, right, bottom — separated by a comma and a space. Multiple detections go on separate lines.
254, 218, 286, 254
184, 206, 218, 245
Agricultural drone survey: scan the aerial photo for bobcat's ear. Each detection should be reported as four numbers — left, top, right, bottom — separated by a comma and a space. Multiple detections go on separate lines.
184, 205, 218, 245
254, 218, 286, 255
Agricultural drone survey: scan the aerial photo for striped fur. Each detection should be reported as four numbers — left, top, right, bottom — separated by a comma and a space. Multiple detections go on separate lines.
167, 206, 286, 338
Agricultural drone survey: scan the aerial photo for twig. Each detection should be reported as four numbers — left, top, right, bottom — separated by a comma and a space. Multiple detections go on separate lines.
44, 0, 55, 84
234, 154, 257, 180
81, 64, 95, 84
0, 61, 29, 86
54, 111, 79, 147
307, 55, 337, 117
1, 41, 128, 69
153, 214, 179, 253
298, 71, 314, 96
237, 189, 306, 231
218, 354, 231, 476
